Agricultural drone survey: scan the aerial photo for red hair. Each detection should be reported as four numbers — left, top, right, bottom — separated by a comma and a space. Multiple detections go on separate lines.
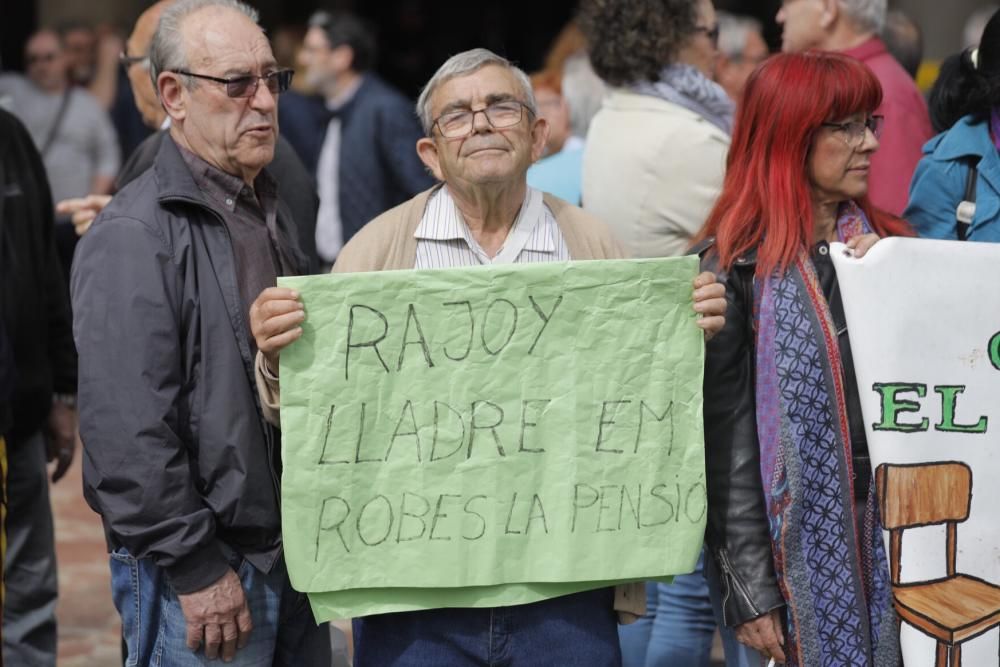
694, 51, 912, 274
530, 69, 563, 95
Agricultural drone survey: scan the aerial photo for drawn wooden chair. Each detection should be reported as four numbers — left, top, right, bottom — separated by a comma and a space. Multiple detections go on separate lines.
875, 461, 1000, 667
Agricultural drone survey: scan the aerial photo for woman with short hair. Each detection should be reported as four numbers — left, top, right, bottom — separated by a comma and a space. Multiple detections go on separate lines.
696, 51, 911, 666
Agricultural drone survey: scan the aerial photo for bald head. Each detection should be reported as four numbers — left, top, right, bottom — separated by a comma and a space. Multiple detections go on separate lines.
127, 1, 173, 128
133, 1, 171, 50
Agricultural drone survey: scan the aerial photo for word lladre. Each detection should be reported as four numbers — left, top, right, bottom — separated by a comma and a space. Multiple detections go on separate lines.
315, 398, 675, 465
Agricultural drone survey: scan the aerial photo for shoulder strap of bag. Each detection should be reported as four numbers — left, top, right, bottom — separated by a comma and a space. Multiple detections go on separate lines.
39, 88, 72, 158
956, 157, 978, 241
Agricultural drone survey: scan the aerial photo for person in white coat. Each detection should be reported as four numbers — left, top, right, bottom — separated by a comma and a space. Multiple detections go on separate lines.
580, 0, 730, 260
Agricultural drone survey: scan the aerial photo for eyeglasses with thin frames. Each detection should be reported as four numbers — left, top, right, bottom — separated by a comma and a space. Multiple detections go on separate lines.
168, 69, 294, 98
433, 100, 533, 138
820, 114, 884, 148
119, 50, 149, 70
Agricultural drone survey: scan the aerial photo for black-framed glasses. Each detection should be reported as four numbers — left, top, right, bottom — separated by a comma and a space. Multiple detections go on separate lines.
695, 24, 720, 47
119, 51, 148, 70
821, 114, 884, 148
433, 100, 533, 138
169, 69, 294, 98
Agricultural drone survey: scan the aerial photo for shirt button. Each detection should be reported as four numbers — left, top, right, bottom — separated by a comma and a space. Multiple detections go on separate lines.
225, 198, 234, 206
818, 245, 829, 255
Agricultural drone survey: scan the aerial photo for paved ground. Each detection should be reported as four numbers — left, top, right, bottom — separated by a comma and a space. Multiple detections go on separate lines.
51, 455, 121, 666
48, 454, 723, 665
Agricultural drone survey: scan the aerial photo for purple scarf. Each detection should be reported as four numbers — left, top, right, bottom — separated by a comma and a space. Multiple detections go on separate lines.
754, 202, 898, 666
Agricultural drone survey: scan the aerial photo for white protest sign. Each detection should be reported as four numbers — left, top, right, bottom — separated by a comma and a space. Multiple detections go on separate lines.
832, 237, 1000, 667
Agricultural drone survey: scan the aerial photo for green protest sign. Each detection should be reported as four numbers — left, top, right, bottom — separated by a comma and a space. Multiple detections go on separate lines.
279, 257, 706, 619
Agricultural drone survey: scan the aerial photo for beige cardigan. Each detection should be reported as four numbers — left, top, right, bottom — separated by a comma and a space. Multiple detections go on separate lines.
583, 89, 729, 259
256, 185, 645, 621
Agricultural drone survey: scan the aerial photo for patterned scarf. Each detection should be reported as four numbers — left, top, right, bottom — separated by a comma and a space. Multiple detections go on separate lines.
754, 202, 898, 666
631, 64, 735, 135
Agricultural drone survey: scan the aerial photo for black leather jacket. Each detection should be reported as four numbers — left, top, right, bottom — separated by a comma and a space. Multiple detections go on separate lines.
697, 239, 871, 628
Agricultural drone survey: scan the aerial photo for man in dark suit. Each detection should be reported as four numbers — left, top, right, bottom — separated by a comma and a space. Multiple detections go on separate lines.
285, 10, 433, 266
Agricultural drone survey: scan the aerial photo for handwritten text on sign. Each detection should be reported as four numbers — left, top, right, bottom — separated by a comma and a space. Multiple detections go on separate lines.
831, 238, 1000, 667
278, 258, 706, 598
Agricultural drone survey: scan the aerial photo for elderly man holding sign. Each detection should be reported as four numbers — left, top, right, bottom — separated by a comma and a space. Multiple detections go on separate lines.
251, 48, 725, 664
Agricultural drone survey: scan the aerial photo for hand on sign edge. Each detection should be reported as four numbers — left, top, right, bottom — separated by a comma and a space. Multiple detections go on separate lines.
250, 287, 305, 371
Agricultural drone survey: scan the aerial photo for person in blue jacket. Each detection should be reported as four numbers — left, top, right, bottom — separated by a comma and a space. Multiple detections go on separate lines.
905, 8, 1000, 241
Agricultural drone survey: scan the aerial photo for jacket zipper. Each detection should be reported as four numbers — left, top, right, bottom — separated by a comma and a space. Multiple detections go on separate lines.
717, 548, 761, 623
161, 194, 284, 507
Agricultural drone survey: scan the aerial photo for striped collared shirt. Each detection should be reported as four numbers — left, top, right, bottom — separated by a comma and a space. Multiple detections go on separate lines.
414, 185, 570, 268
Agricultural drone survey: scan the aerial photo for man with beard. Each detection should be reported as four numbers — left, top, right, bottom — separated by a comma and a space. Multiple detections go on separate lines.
283, 10, 432, 268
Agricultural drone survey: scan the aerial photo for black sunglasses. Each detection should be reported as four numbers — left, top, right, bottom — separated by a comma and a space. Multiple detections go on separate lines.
169, 69, 294, 98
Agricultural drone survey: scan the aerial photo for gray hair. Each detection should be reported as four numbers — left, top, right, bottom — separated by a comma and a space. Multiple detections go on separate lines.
717, 12, 763, 61
416, 48, 537, 135
839, 0, 887, 35
149, 0, 259, 94
560, 53, 606, 139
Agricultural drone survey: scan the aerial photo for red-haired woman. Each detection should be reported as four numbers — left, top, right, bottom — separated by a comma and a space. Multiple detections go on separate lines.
695, 51, 911, 666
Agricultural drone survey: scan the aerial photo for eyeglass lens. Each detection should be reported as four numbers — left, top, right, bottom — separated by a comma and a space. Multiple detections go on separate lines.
439, 103, 523, 137
228, 70, 293, 98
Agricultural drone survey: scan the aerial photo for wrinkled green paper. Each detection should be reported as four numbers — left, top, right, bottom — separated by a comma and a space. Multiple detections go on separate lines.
279, 257, 706, 621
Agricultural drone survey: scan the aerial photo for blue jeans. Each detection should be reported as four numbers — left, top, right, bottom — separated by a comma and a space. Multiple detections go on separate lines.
353, 587, 621, 666
109, 548, 330, 666
619, 549, 762, 667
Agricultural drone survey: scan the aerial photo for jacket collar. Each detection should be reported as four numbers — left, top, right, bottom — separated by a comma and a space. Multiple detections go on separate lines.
153, 132, 279, 212
153, 132, 222, 208
327, 73, 373, 122
930, 115, 1000, 198
929, 115, 994, 161
841, 36, 888, 63
691, 237, 758, 266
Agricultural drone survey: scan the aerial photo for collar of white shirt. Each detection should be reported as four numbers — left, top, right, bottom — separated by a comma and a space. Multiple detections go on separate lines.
414, 185, 557, 255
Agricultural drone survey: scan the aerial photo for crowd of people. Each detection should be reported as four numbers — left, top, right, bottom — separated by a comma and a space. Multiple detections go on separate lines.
1, 0, 997, 665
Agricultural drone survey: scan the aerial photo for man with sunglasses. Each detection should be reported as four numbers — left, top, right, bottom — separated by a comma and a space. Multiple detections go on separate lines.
71, 1, 330, 664
776, 0, 932, 216
55, 0, 321, 271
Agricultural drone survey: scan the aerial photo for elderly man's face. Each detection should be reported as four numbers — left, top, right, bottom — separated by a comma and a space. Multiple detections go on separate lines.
160, 6, 279, 183
777, 0, 827, 53
417, 64, 548, 189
